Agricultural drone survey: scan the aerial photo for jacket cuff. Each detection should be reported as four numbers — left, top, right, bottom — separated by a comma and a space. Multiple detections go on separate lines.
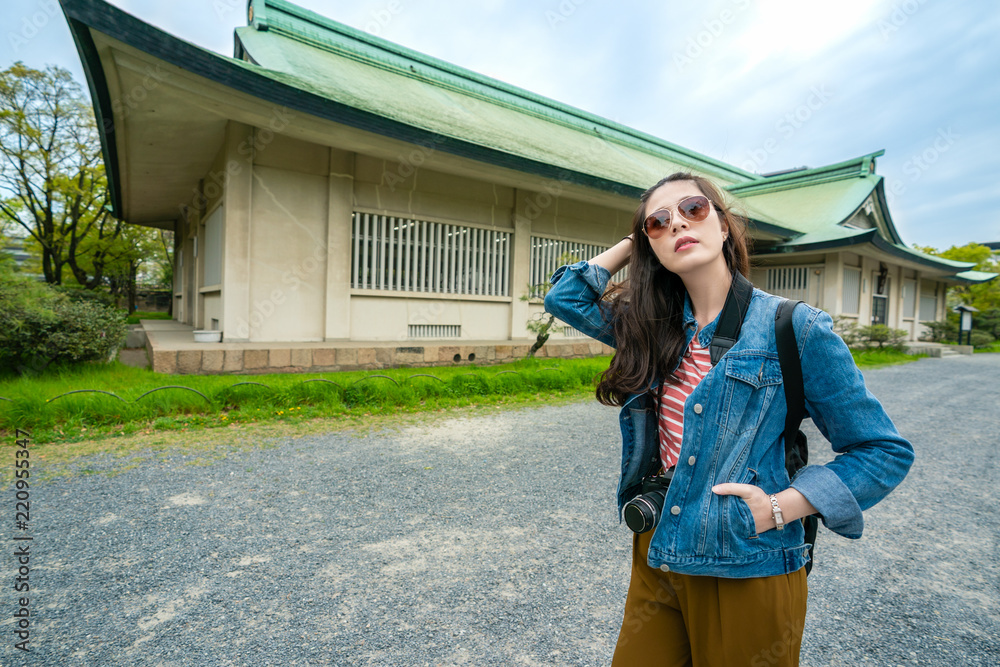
790, 464, 864, 539
549, 260, 611, 293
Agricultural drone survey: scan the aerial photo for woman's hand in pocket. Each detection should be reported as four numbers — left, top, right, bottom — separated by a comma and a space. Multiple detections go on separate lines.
712, 483, 775, 533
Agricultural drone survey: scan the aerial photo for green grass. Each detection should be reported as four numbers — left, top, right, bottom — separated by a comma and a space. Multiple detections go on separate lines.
974, 341, 1000, 353
0, 355, 614, 450
0, 346, 928, 446
126, 311, 172, 324
850, 347, 925, 369
0, 344, 928, 479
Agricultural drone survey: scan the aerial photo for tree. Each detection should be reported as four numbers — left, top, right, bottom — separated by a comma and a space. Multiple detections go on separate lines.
914, 242, 1000, 312
521, 252, 587, 357
0, 62, 126, 288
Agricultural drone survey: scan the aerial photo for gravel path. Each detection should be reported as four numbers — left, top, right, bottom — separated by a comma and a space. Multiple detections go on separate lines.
3, 354, 998, 666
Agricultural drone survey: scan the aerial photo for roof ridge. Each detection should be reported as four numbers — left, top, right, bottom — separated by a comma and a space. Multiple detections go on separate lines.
246, 0, 756, 182
729, 151, 885, 196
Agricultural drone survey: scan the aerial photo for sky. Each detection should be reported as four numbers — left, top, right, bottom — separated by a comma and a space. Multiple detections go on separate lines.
3, 0, 998, 251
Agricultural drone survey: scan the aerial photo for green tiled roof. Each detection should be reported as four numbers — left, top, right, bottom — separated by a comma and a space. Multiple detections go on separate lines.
954, 270, 999, 284
770, 226, 875, 249
237, 0, 756, 189
58, 0, 992, 284
726, 153, 883, 235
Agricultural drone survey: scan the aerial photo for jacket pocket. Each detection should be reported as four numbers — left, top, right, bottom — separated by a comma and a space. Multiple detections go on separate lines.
717, 353, 782, 435
724, 468, 759, 556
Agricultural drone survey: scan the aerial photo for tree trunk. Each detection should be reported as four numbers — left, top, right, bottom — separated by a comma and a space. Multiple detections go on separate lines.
527, 313, 556, 357
127, 261, 138, 313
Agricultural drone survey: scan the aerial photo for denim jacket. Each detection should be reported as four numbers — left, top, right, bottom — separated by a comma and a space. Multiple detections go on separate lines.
544, 261, 914, 578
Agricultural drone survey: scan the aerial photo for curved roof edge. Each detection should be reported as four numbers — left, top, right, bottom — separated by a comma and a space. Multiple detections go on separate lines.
245, 0, 756, 185
871, 177, 904, 246
761, 226, 981, 275
953, 270, 999, 284
63, 13, 123, 218
60, 0, 666, 219
728, 151, 915, 247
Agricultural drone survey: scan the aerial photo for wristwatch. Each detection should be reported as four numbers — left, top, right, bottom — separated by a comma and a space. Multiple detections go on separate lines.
769, 494, 785, 531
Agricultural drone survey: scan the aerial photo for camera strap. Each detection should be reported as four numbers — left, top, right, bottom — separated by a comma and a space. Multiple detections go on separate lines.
708, 272, 754, 366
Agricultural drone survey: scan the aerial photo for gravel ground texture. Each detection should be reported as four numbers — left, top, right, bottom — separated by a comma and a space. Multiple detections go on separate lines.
2, 353, 998, 666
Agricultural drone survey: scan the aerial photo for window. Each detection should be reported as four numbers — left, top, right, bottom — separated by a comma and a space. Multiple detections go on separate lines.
560, 325, 589, 338
766, 267, 810, 301
919, 293, 937, 322
842, 266, 861, 314
872, 295, 887, 325
529, 236, 627, 298
408, 324, 460, 338
352, 213, 510, 296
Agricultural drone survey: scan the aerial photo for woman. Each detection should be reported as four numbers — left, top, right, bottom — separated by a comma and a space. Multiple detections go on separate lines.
543, 172, 914, 666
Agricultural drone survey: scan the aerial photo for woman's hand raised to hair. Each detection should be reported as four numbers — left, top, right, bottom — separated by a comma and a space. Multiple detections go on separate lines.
588, 235, 633, 275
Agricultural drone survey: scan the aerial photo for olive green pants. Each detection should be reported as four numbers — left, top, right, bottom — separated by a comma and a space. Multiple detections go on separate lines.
612, 530, 808, 667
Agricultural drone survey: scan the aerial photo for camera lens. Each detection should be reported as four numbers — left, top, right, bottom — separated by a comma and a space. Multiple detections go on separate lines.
624, 489, 667, 534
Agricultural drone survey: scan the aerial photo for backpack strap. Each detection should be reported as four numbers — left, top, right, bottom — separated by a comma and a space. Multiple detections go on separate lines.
775, 299, 808, 475
775, 298, 818, 575
709, 273, 754, 366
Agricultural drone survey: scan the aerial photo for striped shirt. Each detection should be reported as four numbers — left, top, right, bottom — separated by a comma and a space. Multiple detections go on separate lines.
658, 336, 712, 469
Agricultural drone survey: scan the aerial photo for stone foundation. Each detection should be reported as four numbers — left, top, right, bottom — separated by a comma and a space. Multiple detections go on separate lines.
145, 337, 613, 375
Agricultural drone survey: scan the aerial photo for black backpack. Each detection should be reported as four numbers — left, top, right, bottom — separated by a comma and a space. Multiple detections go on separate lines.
775, 299, 819, 575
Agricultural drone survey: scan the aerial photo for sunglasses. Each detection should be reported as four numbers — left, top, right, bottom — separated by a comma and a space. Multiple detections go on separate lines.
642, 195, 713, 239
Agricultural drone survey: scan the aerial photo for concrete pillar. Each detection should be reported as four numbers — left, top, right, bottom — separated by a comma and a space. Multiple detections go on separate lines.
173, 217, 184, 324
510, 189, 532, 340
859, 257, 874, 325
913, 271, 924, 339
936, 281, 946, 322
888, 264, 902, 330
193, 194, 206, 330
220, 121, 255, 342
325, 149, 355, 340
823, 252, 843, 315
184, 210, 196, 326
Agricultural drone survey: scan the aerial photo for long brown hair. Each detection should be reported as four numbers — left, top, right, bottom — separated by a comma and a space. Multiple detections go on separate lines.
595, 172, 752, 406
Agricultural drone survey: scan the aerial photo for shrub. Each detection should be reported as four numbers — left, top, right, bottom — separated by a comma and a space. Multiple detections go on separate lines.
920, 320, 957, 343
831, 315, 861, 347
54, 284, 117, 308
976, 308, 1000, 340
856, 324, 908, 351
0, 272, 127, 375
969, 329, 995, 349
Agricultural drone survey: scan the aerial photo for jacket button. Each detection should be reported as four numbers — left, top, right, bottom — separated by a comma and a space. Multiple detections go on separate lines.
693, 404, 703, 414
670, 505, 681, 515
688, 456, 696, 466
660, 564, 670, 572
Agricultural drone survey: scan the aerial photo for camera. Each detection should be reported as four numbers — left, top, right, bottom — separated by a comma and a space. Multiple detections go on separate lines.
623, 468, 674, 534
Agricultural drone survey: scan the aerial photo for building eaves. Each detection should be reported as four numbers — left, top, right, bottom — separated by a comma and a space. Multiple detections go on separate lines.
953, 270, 999, 284
244, 0, 756, 186
759, 224, 981, 276
59, 0, 658, 217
